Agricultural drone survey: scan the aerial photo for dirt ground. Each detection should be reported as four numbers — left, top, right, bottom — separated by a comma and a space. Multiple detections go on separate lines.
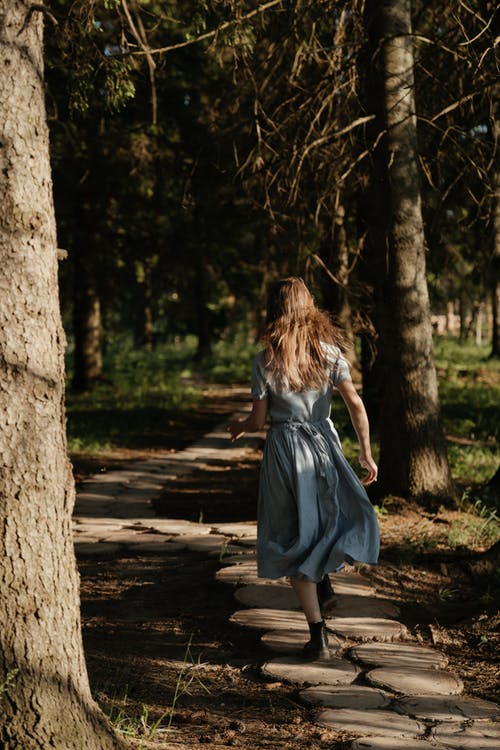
74, 388, 500, 749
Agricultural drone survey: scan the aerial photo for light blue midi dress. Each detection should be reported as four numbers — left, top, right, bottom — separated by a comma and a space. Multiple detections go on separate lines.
252, 346, 380, 583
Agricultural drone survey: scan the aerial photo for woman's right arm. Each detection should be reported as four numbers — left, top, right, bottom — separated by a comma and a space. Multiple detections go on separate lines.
336, 380, 378, 485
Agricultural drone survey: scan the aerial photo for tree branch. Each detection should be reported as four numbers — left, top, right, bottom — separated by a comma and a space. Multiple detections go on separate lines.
129, 0, 285, 57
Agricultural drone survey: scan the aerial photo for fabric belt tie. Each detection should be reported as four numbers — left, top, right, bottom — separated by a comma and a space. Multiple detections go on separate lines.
271, 418, 334, 486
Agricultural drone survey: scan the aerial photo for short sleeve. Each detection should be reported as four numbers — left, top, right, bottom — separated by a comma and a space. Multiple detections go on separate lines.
323, 344, 352, 388
251, 353, 269, 400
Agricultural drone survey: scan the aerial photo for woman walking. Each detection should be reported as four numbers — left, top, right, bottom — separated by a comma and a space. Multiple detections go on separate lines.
227, 278, 379, 660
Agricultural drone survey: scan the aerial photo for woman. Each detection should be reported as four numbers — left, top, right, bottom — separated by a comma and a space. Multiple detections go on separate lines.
227, 278, 379, 660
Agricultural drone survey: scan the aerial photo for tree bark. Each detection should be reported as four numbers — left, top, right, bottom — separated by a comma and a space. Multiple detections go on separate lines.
363, 0, 455, 499
491, 115, 500, 357
0, 4, 127, 748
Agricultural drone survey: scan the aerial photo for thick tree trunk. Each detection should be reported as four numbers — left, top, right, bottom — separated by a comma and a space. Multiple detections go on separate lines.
363, 0, 455, 499
0, 5, 127, 749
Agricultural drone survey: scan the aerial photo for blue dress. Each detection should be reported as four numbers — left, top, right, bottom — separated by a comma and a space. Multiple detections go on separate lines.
252, 345, 380, 583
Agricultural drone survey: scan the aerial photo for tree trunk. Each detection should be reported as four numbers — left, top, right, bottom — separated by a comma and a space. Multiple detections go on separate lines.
320, 204, 356, 357
363, 0, 455, 499
491, 116, 500, 357
72, 252, 103, 391
0, 5, 127, 748
134, 259, 154, 349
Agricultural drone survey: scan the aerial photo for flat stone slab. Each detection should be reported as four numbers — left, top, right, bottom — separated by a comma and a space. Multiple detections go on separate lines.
366, 667, 464, 696
395, 695, 500, 722
329, 595, 400, 620
327, 618, 409, 642
180, 534, 231, 553
300, 685, 390, 709
216, 563, 261, 585
99, 530, 171, 544
212, 523, 257, 539
434, 721, 500, 749
262, 656, 359, 686
351, 738, 439, 750
231, 609, 309, 632
73, 517, 129, 527
261, 630, 342, 655
235, 584, 299, 610
317, 708, 423, 738
348, 642, 448, 670
329, 572, 376, 597
143, 520, 212, 536
221, 553, 257, 565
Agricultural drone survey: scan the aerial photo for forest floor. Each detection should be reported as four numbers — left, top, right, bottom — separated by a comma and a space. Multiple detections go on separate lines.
72, 384, 500, 750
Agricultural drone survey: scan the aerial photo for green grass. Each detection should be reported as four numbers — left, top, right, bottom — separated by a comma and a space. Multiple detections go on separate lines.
66, 335, 202, 453
434, 337, 499, 488
66, 334, 499, 498
65, 334, 260, 453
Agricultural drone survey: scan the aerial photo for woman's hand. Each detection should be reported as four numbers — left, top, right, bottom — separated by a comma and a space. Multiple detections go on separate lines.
226, 418, 247, 442
226, 400, 268, 442
359, 454, 378, 485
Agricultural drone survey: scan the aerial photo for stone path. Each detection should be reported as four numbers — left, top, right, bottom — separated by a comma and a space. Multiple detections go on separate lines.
73, 419, 500, 749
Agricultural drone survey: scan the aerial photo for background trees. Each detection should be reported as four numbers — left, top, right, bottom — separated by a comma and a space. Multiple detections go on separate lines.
44, 0, 498, 497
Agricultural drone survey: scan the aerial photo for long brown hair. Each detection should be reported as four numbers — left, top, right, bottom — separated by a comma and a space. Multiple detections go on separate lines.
263, 277, 344, 391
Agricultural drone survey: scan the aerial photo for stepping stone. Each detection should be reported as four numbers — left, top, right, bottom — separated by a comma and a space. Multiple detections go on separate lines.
74, 542, 122, 557
72, 533, 100, 543
329, 572, 376, 597
130, 541, 187, 554
221, 553, 257, 565
366, 667, 464, 696
148, 520, 212, 536
395, 695, 500, 722
235, 584, 299, 610
348, 642, 448, 670
216, 563, 261, 585
326, 617, 409, 642
329, 595, 400, 619
262, 656, 359, 686
317, 708, 423, 738
231, 608, 309, 632
351, 738, 438, 750
261, 630, 343, 655
99, 530, 169, 544
181, 535, 241, 557
300, 685, 390, 709
212, 523, 257, 539
434, 721, 500, 749
236, 538, 257, 548
73, 517, 127, 527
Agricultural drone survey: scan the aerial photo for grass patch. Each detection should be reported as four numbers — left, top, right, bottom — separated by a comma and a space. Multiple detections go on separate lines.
66, 336, 202, 453
434, 337, 499, 489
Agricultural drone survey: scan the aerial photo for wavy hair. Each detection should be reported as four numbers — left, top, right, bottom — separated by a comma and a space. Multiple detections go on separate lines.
263, 277, 344, 391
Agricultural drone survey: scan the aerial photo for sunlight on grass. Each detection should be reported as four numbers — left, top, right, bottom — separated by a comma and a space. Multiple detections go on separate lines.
434, 337, 499, 489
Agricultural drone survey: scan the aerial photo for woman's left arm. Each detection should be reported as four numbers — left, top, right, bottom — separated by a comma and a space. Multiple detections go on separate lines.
227, 399, 268, 441
336, 380, 378, 485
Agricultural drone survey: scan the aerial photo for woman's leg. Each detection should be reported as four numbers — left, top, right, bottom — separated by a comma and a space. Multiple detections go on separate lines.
290, 578, 322, 622
290, 577, 329, 660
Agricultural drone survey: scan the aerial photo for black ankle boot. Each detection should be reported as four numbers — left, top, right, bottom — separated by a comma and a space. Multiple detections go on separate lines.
302, 620, 330, 661
317, 574, 336, 612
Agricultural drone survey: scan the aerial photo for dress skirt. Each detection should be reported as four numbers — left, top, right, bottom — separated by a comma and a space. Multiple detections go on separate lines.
256, 417, 380, 582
